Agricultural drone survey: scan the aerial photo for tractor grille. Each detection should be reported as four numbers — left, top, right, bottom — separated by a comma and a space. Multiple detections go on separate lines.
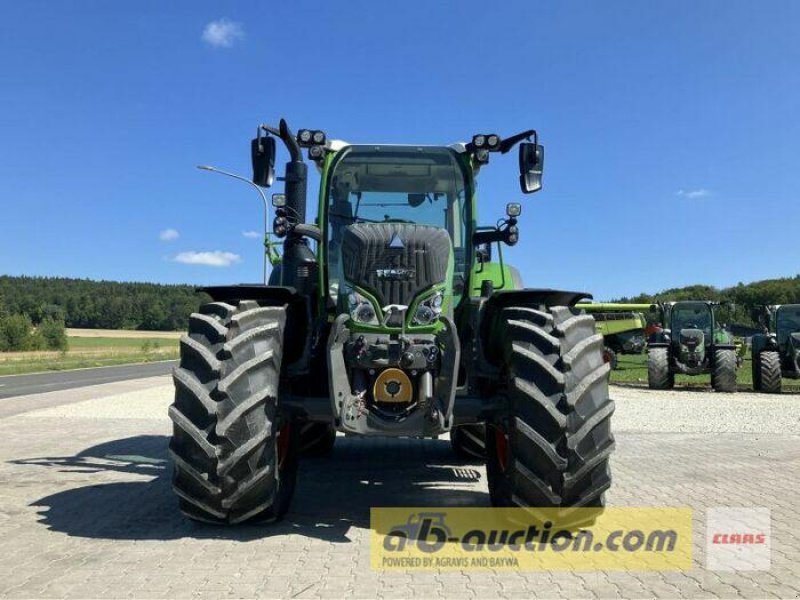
679, 329, 704, 348
340, 223, 451, 307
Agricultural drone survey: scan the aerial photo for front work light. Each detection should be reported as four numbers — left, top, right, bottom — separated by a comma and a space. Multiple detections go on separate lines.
472, 133, 501, 152
308, 145, 325, 160
297, 129, 313, 145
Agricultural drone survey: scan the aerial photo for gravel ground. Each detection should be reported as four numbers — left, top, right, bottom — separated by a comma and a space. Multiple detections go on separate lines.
24, 382, 800, 435
1, 379, 799, 598
612, 385, 800, 434
23, 379, 173, 420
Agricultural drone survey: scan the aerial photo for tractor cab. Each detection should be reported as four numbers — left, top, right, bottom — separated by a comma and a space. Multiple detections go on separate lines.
322, 145, 469, 317
775, 304, 800, 350
670, 302, 713, 367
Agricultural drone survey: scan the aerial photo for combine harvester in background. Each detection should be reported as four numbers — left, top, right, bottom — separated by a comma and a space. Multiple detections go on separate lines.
577, 303, 654, 369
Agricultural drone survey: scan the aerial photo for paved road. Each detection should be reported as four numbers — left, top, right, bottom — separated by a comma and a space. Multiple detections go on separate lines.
0, 383, 797, 599
0, 361, 176, 399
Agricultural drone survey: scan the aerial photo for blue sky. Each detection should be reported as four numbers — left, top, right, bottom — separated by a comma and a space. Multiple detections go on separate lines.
1, 1, 798, 300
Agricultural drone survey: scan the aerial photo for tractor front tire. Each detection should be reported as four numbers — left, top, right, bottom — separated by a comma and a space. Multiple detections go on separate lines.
169, 300, 299, 524
711, 348, 737, 393
758, 351, 782, 394
486, 306, 615, 510
450, 424, 487, 461
752, 353, 762, 391
648, 347, 674, 390
603, 347, 619, 370
300, 422, 337, 457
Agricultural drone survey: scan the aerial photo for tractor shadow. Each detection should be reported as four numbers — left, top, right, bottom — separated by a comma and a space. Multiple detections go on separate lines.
12, 434, 489, 543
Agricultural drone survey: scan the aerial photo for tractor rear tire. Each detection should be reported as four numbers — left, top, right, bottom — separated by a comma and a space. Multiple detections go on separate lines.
486, 306, 614, 511
711, 348, 737, 393
450, 424, 487, 461
300, 422, 337, 457
758, 351, 782, 394
647, 347, 674, 389
169, 300, 299, 524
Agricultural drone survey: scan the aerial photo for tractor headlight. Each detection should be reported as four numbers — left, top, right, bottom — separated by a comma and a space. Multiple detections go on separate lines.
487, 134, 500, 149
347, 290, 379, 325
298, 129, 313, 144
413, 292, 444, 326
308, 145, 325, 160
312, 130, 326, 144
472, 134, 486, 148
474, 149, 490, 164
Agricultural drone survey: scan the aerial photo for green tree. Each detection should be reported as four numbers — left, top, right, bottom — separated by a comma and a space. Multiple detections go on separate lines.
0, 314, 34, 352
38, 318, 68, 351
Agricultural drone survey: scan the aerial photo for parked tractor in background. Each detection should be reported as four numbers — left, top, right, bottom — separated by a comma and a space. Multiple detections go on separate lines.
577, 303, 653, 369
168, 118, 614, 524
647, 301, 738, 392
751, 304, 800, 393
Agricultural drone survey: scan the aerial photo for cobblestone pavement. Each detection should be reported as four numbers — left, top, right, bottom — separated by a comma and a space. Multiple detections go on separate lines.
0, 379, 798, 599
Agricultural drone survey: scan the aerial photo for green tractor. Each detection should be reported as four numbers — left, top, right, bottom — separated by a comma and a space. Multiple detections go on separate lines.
646, 301, 738, 392
751, 304, 800, 393
168, 119, 614, 524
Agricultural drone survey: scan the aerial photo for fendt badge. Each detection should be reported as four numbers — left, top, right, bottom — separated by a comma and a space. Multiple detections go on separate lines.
376, 268, 416, 281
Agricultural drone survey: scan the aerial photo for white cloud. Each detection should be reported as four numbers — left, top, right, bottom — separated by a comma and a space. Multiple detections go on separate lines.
242, 230, 261, 239
202, 18, 244, 48
676, 188, 711, 199
159, 228, 179, 241
173, 251, 241, 267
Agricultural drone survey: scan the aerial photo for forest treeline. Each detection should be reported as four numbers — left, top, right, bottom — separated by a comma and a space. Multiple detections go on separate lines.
1, 273, 799, 333
0, 275, 210, 331
613, 275, 800, 325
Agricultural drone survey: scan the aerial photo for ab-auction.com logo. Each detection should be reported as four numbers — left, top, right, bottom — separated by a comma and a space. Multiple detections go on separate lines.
371, 507, 693, 571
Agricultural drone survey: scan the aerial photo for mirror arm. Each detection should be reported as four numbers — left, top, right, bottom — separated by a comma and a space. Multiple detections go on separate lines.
292, 223, 322, 242
473, 229, 504, 246
499, 129, 537, 154
260, 119, 303, 163
473, 226, 518, 246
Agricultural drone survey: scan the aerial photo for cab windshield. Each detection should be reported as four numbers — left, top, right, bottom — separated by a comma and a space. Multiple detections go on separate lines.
776, 305, 800, 345
325, 145, 469, 300
672, 303, 712, 336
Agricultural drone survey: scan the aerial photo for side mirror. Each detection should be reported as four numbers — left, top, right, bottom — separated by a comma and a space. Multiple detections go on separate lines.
519, 142, 544, 194
251, 136, 276, 188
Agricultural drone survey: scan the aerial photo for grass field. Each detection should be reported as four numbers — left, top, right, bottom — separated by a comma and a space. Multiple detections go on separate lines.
0, 332, 180, 376
4, 328, 799, 392
610, 351, 800, 392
